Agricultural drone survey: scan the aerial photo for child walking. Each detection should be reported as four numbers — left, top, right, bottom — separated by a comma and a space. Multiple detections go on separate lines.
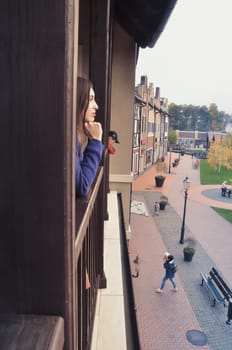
156, 254, 178, 293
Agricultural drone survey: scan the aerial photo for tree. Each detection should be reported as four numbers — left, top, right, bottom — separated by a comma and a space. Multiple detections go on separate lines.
209, 103, 218, 131
208, 103, 225, 131
207, 135, 232, 172
168, 127, 177, 145
223, 135, 232, 170
168, 103, 232, 132
168, 103, 182, 130
197, 106, 210, 131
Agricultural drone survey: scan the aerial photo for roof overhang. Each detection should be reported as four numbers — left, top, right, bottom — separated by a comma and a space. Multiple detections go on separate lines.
135, 94, 147, 106
115, 0, 177, 48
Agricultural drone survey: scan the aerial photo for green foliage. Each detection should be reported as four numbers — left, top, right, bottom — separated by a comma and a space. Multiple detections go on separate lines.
183, 236, 196, 253
168, 103, 232, 132
207, 135, 232, 172
160, 195, 168, 202
200, 160, 232, 184
200, 158, 232, 225
168, 127, 177, 145
183, 246, 196, 254
212, 207, 232, 224
209, 103, 218, 130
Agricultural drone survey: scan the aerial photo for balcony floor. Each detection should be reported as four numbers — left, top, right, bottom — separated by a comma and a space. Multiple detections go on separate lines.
91, 191, 127, 350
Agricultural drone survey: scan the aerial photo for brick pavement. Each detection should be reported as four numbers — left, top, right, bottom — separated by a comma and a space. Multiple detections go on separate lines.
130, 154, 232, 350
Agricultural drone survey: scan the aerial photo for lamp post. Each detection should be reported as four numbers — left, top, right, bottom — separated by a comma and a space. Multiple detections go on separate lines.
179, 177, 191, 244
168, 147, 172, 174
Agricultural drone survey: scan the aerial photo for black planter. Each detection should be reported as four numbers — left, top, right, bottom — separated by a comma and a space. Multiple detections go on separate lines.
159, 202, 166, 210
155, 176, 165, 187
183, 251, 195, 262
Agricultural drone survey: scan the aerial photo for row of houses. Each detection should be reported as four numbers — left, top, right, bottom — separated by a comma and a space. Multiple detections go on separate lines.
176, 130, 229, 149
133, 75, 170, 175
132, 77, 229, 173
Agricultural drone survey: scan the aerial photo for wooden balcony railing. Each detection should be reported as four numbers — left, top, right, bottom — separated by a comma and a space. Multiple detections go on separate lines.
75, 167, 106, 350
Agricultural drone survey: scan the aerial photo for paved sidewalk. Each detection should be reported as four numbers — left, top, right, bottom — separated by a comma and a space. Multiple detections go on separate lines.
130, 155, 232, 350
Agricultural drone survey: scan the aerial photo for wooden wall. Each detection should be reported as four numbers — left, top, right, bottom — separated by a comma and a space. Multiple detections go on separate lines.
0, 0, 70, 316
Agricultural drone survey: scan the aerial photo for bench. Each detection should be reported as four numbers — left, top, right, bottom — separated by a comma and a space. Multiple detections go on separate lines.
200, 267, 232, 307
210, 268, 232, 298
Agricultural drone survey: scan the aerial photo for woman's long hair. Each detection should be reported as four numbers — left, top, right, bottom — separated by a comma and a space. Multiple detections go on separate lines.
76, 77, 93, 148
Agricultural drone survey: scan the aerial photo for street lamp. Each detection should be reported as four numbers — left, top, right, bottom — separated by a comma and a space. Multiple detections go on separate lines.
179, 177, 191, 244
168, 147, 172, 174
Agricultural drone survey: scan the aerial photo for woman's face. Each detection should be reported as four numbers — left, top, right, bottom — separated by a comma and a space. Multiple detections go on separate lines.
85, 88, 99, 122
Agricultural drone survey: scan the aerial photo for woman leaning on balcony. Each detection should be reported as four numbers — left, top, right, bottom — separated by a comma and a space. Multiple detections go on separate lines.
76, 77, 104, 197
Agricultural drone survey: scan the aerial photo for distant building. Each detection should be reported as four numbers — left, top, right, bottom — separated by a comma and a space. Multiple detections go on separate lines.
176, 130, 209, 148
133, 76, 169, 175
175, 130, 230, 150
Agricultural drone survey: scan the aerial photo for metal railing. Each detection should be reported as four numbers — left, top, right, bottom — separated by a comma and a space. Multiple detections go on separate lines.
75, 167, 105, 350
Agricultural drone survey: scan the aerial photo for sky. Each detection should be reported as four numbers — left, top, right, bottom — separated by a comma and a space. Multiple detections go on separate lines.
136, 0, 232, 115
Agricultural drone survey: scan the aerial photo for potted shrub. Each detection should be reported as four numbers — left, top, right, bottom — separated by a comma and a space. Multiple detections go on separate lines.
172, 158, 179, 167
159, 195, 168, 210
155, 161, 167, 187
180, 148, 185, 156
183, 237, 196, 262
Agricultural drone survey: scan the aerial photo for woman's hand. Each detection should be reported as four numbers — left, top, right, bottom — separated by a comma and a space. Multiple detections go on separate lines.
84, 122, 102, 141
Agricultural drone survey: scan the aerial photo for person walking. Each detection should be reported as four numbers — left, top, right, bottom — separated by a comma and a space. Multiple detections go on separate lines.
154, 201, 160, 215
156, 254, 178, 293
163, 251, 170, 263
